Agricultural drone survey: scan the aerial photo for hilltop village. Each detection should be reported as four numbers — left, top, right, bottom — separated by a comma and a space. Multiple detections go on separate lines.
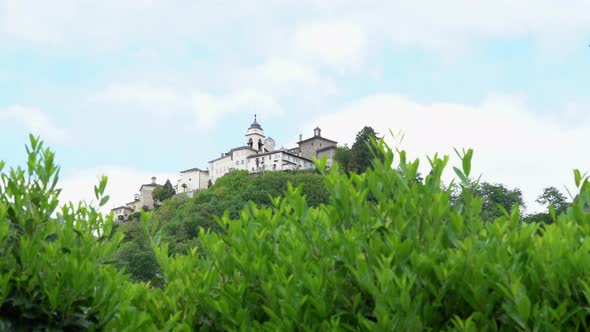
111, 117, 338, 221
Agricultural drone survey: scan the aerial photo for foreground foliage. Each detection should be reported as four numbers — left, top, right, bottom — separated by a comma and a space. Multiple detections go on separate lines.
2, 135, 590, 330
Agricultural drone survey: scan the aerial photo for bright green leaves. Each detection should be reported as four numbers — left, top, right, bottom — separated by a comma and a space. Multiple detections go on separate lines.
3, 135, 590, 330
0, 136, 141, 330
453, 148, 474, 185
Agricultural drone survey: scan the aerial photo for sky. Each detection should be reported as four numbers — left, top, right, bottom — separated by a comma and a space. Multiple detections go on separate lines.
1, 0, 589, 213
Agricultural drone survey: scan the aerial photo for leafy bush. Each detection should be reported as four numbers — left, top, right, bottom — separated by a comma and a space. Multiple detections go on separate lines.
140, 141, 590, 330
3, 135, 590, 331
0, 136, 152, 330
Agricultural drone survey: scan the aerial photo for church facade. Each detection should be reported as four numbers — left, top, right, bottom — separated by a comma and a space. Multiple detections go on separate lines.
208, 117, 337, 184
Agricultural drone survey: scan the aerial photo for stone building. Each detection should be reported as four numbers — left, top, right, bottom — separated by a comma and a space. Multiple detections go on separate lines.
138, 176, 159, 210
296, 127, 338, 160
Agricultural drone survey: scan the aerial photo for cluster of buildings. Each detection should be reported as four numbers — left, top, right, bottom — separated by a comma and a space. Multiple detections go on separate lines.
111, 116, 338, 222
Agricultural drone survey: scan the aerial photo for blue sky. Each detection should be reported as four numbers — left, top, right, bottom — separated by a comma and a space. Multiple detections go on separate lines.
1, 0, 589, 212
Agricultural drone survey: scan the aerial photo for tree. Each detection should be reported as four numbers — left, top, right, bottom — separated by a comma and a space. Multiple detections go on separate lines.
524, 187, 570, 224
152, 170, 329, 255
333, 145, 352, 173
152, 179, 176, 204
536, 186, 569, 213
476, 182, 524, 222
349, 126, 381, 174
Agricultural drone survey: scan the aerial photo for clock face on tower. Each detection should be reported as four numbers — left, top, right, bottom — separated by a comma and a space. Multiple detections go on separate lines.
264, 137, 276, 152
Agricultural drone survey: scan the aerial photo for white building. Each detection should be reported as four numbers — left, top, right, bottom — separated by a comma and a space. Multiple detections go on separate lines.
176, 167, 209, 196
111, 206, 134, 222
208, 116, 334, 184
247, 150, 314, 173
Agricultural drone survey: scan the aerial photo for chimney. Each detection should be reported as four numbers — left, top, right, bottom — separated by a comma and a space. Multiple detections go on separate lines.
299, 134, 302, 141
151, 176, 156, 184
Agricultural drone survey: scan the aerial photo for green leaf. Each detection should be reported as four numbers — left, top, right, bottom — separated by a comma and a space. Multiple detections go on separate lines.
463, 149, 473, 177
99, 195, 110, 207
574, 169, 582, 187
453, 166, 468, 184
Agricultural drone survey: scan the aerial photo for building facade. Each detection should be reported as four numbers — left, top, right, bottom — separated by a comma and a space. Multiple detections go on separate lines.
208, 117, 337, 184
111, 206, 134, 222
176, 168, 209, 196
297, 127, 338, 160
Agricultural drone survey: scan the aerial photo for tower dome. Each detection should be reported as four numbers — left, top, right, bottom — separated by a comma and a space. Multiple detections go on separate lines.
249, 114, 263, 130
246, 114, 265, 151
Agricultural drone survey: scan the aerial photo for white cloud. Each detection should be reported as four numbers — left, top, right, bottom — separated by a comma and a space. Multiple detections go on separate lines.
292, 21, 367, 71
3, 0, 590, 54
90, 82, 283, 131
0, 105, 67, 142
231, 58, 338, 97
59, 166, 178, 213
192, 90, 282, 131
306, 94, 590, 212
90, 82, 188, 114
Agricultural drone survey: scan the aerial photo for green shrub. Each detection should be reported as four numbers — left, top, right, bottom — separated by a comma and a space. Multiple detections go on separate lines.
140, 140, 590, 330
3, 135, 590, 331
0, 135, 153, 330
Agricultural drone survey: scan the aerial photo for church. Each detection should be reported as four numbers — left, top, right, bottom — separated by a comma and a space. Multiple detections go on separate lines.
207, 116, 338, 184
112, 116, 338, 221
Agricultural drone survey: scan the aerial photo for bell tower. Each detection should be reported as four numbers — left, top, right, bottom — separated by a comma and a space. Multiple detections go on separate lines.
245, 114, 266, 152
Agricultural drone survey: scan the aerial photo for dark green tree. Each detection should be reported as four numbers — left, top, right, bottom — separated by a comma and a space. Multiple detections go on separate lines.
152, 170, 329, 255
524, 187, 570, 224
349, 126, 381, 174
536, 186, 569, 213
152, 179, 176, 204
476, 182, 524, 222
333, 145, 352, 173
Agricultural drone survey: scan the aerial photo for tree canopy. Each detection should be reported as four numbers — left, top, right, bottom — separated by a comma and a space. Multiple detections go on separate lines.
152, 179, 176, 205
148, 170, 330, 255
349, 126, 381, 173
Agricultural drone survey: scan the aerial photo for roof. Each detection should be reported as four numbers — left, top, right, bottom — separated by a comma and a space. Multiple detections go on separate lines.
316, 145, 337, 153
208, 154, 231, 163
247, 150, 313, 163
111, 206, 134, 212
230, 146, 258, 153
297, 135, 338, 145
208, 146, 258, 163
180, 167, 203, 173
139, 183, 158, 191
249, 115, 263, 130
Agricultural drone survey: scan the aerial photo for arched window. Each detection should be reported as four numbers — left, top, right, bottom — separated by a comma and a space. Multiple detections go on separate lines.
248, 138, 253, 148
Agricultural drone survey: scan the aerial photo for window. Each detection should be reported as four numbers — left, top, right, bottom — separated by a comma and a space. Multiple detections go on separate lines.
236, 161, 239, 166
273, 164, 276, 170
189, 178, 192, 181
241, 160, 244, 165
268, 155, 271, 160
